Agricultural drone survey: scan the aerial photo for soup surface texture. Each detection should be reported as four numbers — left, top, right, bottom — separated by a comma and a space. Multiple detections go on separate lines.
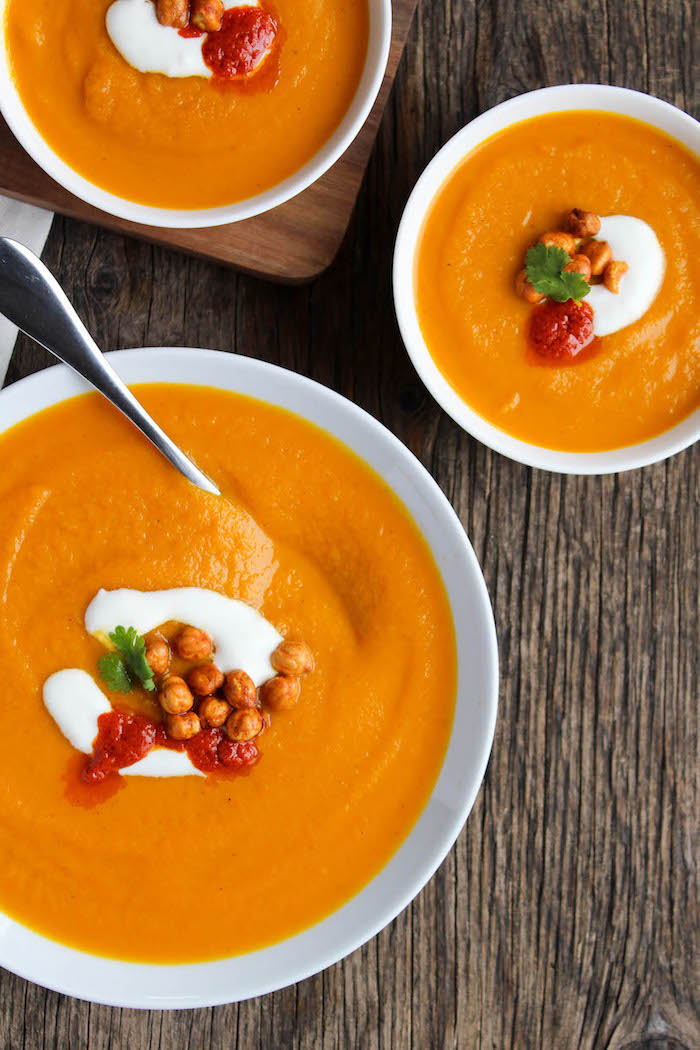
0, 384, 455, 962
4, 0, 369, 208
415, 111, 700, 452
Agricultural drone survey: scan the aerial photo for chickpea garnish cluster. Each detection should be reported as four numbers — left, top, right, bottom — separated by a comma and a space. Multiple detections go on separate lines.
516, 208, 629, 302
145, 626, 315, 746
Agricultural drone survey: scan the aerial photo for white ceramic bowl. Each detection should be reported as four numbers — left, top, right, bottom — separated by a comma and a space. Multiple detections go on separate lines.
0, 348, 498, 1007
393, 85, 700, 474
0, 0, 391, 228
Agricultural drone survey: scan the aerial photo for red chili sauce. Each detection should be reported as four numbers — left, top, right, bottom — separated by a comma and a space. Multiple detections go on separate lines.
202, 7, 278, 79
83, 712, 156, 783
155, 724, 259, 774
78, 712, 259, 795
178, 24, 204, 38
528, 299, 597, 363
186, 728, 258, 772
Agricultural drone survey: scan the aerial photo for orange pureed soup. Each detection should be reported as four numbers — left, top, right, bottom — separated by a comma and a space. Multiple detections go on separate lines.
416, 111, 700, 452
0, 384, 455, 962
4, 0, 369, 208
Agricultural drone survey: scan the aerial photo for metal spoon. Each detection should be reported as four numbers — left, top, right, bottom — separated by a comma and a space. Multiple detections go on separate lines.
0, 237, 220, 496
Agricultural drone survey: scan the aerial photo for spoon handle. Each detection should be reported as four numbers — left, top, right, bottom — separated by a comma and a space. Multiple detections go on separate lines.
0, 238, 219, 496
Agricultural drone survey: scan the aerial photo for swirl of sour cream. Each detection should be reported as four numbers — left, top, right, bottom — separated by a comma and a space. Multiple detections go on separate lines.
106, 0, 258, 79
587, 216, 665, 337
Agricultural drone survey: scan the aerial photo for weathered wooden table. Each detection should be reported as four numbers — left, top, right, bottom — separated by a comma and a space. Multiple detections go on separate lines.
1, 0, 697, 1046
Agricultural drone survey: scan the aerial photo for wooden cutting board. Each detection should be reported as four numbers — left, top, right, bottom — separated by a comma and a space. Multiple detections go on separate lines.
0, 0, 416, 283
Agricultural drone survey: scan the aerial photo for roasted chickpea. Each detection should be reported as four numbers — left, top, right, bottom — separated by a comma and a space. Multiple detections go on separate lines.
579, 239, 612, 276
187, 663, 225, 696
159, 675, 194, 714
271, 640, 315, 677
174, 625, 212, 662
190, 0, 223, 30
223, 670, 258, 709
563, 253, 592, 282
198, 696, 231, 728
566, 208, 601, 239
155, 0, 188, 28
226, 708, 264, 742
144, 638, 170, 677
260, 675, 301, 711
167, 711, 201, 740
603, 260, 629, 293
515, 268, 545, 305
539, 231, 576, 256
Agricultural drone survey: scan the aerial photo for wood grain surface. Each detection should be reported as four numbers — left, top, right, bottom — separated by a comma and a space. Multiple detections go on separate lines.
1, 0, 698, 1047
0, 0, 417, 281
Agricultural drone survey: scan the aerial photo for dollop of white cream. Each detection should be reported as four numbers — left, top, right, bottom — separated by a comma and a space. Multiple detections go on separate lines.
588, 216, 665, 337
123, 749, 204, 777
85, 587, 281, 685
44, 587, 281, 778
106, 0, 257, 80
44, 669, 112, 753
43, 668, 204, 776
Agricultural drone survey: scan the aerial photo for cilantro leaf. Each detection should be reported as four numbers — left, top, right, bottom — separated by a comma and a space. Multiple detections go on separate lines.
98, 652, 133, 694
108, 626, 156, 692
525, 243, 590, 303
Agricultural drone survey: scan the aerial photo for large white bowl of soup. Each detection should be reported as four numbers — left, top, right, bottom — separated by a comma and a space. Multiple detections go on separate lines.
0, 348, 498, 1006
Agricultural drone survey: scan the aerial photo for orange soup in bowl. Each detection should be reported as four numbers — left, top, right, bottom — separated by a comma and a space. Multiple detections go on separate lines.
4, 0, 369, 208
0, 384, 455, 962
415, 111, 700, 452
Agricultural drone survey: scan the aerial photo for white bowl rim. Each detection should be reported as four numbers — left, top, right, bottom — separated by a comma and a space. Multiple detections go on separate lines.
0, 347, 498, 1008
393, 84, 700, 475
0, 0, 391, 228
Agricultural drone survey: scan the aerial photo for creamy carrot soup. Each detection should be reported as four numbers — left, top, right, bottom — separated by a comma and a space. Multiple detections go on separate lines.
0, 384, 456, 962
416, 111, 700, 452
4, 0, 369, 208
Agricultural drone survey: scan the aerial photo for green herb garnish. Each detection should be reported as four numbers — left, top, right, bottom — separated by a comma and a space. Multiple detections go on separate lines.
525, 243, 590, 303
98, 651, 134, 693
97, 626, 156, 693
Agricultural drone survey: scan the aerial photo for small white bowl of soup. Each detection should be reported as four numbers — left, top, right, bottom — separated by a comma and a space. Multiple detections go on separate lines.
393, 85, 700, 473
0, 348, 497, 1006
0, 0, 391, 226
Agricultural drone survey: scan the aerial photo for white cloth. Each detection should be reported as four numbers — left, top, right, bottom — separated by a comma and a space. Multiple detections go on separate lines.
0, 197, 54, 385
